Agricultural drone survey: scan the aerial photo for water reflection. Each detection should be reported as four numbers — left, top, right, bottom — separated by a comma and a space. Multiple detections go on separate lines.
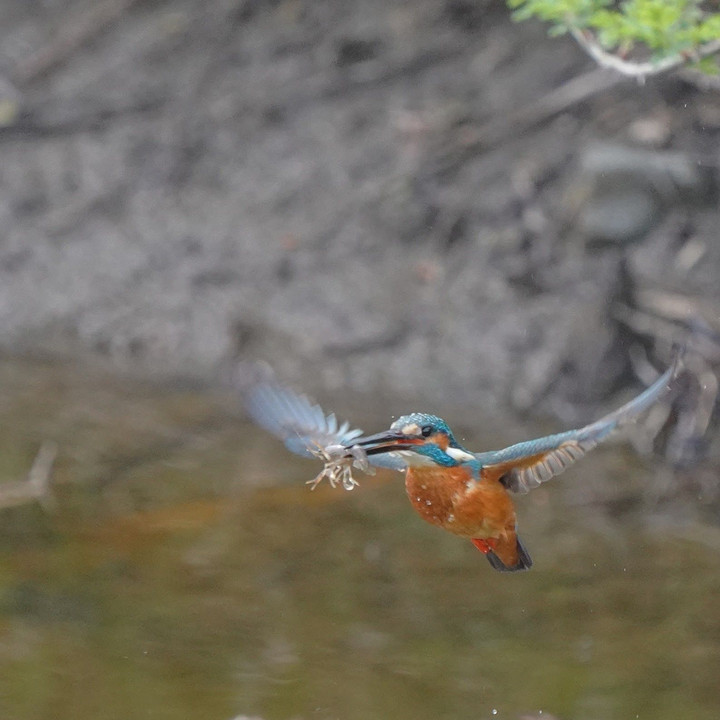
0, 359, 717, 720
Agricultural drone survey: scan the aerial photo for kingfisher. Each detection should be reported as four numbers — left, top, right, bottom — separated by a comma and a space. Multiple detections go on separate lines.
245, 352, 681, 572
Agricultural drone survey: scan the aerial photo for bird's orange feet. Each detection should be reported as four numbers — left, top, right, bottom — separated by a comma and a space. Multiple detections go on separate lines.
471, 537, 498, 554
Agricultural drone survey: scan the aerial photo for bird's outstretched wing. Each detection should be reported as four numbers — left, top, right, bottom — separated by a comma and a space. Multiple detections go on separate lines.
245, 382, 407, 471
476, 352, 682, 494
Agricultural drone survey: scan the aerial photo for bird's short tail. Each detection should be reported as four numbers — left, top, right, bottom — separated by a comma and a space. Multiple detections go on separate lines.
472, 534, 533, 572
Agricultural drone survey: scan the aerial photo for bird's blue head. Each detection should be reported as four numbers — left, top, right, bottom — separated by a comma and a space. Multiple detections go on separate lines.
352, 412, 474, 467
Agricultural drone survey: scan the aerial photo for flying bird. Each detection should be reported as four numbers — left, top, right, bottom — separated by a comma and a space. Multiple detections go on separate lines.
245, 353, 681, 572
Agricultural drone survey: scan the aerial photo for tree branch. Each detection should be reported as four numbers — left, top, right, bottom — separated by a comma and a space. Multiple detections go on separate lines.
570, 27, 720, 81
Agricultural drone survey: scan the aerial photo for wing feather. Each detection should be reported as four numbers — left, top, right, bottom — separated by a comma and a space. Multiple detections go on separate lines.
478, 352, 681, 493
245, 382, 407, 471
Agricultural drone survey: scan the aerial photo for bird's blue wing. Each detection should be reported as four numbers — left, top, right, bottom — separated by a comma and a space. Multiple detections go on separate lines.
245, 382, 407, 471
476, 352, 681, 494
245, 383, 362, 457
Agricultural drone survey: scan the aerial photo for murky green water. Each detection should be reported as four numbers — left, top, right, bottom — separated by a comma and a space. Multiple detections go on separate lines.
0, 358, 718, 720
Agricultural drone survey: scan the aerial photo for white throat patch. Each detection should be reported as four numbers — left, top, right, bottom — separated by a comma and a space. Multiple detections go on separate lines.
396, 450, 436, 467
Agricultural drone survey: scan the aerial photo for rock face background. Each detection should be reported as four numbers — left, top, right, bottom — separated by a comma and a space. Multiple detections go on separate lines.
0, 0, 718, 429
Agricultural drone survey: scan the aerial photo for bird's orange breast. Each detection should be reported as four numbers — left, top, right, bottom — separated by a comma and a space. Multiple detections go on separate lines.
405, 466, 516, 540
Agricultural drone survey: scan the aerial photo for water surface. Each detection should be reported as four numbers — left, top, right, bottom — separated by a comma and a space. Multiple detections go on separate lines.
0, 359, 717, 720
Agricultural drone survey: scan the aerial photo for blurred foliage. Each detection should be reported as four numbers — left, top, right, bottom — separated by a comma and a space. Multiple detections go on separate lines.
507, 0, 720, 73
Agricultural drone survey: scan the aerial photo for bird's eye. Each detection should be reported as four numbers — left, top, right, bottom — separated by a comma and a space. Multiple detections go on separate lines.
421, 425, 433, 437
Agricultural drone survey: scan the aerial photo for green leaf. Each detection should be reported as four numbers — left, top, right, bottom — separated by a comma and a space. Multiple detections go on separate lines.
693, 56, 720, 75
506, 0, 720, 72
548, 23, 569, 36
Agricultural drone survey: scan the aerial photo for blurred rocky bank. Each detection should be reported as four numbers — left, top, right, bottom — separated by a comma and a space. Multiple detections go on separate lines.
0, 0, 718, 464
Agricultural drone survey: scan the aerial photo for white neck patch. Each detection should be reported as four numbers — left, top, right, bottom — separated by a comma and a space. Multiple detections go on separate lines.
445, 447, 476, 463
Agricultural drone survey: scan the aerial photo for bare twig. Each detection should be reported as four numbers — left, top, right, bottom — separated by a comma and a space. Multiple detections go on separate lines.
570, 28, 720, 82
634, 289, 720, 335
614, 302, 720, 362
27, 441, 58, 499
430, 68, 621, 176
13, 0, 142, 85
0, 441, 58, 511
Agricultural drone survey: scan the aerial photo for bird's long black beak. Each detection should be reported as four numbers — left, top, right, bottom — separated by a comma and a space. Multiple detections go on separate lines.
347, 430, 423, 456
